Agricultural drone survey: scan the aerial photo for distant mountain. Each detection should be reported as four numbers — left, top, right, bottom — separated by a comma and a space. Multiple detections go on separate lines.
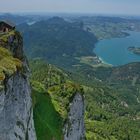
18, 17, 97, 68
75, 16, 140, 39
0, 13, 30, 24
0, 13, 49, 25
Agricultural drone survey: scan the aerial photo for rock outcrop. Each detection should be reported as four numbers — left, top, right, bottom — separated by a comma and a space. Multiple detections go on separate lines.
0, 31, 36, 140
64, 93, 85, 140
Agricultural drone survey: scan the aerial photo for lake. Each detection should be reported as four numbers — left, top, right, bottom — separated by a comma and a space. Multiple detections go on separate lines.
94, 31, 140, 66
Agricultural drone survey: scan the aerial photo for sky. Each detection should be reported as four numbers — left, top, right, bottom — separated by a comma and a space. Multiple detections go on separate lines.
0, 0, 140, 16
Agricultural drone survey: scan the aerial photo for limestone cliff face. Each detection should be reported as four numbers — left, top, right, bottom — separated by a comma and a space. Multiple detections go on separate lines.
0, 31, 36, 140
64, 93, 85, 140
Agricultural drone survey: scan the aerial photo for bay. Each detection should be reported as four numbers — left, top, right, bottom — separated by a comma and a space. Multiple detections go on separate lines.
94, 31, 140, 66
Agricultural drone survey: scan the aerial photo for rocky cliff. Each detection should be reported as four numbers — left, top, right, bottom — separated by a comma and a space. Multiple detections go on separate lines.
64, 93, 85, 140
0, 31, 36, 140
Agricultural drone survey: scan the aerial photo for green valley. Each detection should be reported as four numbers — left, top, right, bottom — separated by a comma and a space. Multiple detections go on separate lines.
17, 16, 140, 139
30, 59, 140, 140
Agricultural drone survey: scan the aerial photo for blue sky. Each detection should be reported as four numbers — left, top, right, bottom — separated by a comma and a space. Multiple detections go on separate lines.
0, 0, 140, 15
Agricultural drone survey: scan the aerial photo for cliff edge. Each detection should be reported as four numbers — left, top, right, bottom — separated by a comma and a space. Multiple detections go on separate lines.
0, 31, 36, 140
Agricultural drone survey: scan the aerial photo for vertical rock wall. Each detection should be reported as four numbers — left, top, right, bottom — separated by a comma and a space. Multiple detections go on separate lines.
64, 93, 85, 140
0, 31, 36, 140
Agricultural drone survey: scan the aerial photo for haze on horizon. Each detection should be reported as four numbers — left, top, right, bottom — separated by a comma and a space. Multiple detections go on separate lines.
0, 0, 140, 16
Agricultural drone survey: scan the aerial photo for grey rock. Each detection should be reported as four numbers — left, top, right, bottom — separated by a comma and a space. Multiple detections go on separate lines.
64, 93, 85, 140
0, 72, 36, 140
0, 31, 36, 140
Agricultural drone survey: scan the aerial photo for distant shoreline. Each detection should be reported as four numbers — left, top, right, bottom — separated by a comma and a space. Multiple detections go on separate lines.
128, 46, 140, 55
98, 57, 113, 66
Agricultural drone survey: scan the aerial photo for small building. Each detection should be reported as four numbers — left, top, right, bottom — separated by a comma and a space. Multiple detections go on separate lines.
0, 20, 15, 32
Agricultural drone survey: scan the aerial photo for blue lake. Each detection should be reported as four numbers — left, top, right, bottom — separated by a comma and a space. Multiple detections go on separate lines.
94, 31, 140, 66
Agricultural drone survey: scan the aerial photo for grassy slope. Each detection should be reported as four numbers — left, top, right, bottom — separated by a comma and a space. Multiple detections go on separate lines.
0, 32, 22, 85
32, 81, 63, 140
30, 60, 83, 140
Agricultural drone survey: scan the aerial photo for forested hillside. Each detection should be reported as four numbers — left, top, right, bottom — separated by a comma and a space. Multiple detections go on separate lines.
69, 63, 140, 139
18, 17, 97, 68
18, 16, 140, 139
30, 59, 140, 140
30, 60, 84, 140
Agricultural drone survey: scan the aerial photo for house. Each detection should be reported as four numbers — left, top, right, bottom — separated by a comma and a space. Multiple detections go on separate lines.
0, 20, 15, 32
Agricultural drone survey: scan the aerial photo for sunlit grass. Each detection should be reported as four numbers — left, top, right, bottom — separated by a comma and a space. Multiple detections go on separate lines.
0, 47, 22, 81
0, 31, 15, 42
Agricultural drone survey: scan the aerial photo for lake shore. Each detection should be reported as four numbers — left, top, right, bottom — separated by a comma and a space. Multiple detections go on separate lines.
94, 31, 140, 66
128, 46, 140, 55
98, 57, 113, 66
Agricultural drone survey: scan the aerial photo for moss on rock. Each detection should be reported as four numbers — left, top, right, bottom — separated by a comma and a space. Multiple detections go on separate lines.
0, 47, 22, 82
